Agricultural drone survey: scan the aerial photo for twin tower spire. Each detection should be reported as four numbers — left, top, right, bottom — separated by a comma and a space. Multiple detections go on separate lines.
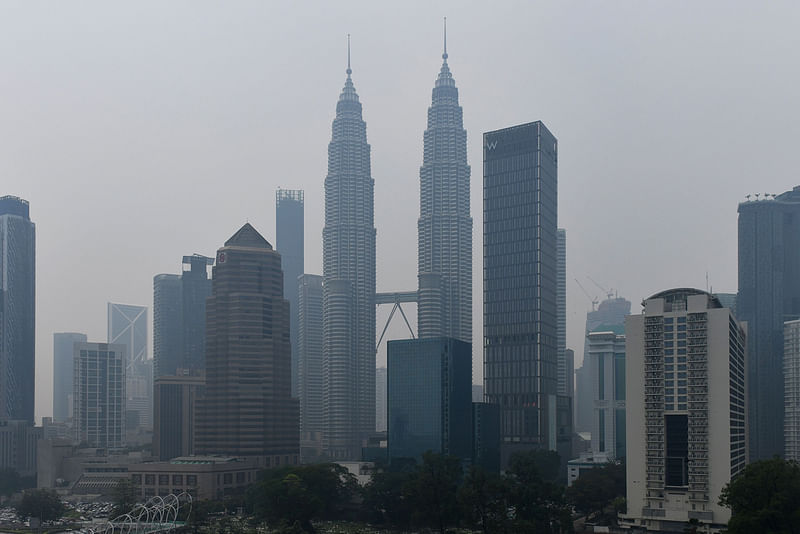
323, 19, 471, 460
343, 17, 449, 77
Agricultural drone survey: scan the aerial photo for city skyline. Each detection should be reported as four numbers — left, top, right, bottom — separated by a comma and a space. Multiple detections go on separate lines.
2, 3, 798, 422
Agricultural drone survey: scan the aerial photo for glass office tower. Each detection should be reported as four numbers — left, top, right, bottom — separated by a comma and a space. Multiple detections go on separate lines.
387, 337, 471, 463
483, 122, 559, 466
738, 186, 800, 461
276, 189, 304, 397
0, 196, 35, 424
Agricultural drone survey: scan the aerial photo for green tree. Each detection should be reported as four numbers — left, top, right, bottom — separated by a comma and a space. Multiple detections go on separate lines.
407, 452, 463, 534
246, 463, 359, 531
566, 461, 625, 520
719, 457, 800, 534
111, 478, 137, 518
362, 469, 413, 528
16, 489, 65, 523
506, 450, 572, 534
458, 465, 510, 534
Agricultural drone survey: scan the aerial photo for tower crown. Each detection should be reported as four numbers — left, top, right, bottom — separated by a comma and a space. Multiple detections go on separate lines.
224, 223, 272, 249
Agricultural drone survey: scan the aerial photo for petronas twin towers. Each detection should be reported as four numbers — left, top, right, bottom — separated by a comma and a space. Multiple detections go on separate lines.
322, 30, 471, 459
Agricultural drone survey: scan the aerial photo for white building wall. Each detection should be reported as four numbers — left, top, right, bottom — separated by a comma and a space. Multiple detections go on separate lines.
621, 291, 746, 533
785, 320, 800, 461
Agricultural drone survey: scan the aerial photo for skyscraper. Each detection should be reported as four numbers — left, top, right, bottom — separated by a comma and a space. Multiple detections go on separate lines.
194, 223, 299, 464
575, 296, 631, 434
153, 372, 204, 461
557, 229, 568, 396
276, 189, 304, 398
181, 255, 213, 371
737, 186, 800, 461
621, 289, 747, 532
0, 196, 35, 424
417, 27, 472, 343
784, 319, 800, 461
387, 338, 472, 463
153, 274, 182, 377
322, 43, 376, 460
73, 342, 126, 448
53, 332, 87, 422
153, 255, 213, 377
586, 330, 626, 460
108, 302, 151, 430
298, 274, 323, 447
483, 122, 560, 465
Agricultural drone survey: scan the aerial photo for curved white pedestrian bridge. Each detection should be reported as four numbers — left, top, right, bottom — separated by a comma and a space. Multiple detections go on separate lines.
89, 493, 193, 534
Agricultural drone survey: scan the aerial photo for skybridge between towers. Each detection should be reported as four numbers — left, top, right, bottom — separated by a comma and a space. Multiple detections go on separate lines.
375, 290, 418, 351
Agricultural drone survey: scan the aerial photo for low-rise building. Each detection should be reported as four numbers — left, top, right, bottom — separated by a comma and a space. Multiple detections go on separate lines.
128, 456, 262, 501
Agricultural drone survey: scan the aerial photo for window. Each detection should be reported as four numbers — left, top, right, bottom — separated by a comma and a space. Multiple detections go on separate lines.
186, 475, 197, 487
236, 472, 245, 484
159, 475, 169, 486
665, 414, 688, 487
598, 410, 605, 452
223, 473, 233, 484
131, 474, 142, 485
172, 475, 183, 486
598, 354, 605, 400
145, 475, 155, 486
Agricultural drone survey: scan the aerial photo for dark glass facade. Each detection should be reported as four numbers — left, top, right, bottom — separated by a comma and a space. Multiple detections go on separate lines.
738, 186, 800, 460
276, 189, 304, 397
153, 274, 182, 377
153, 255, 212, 377
483, 122, 558, 462
153, 374, 204, 461
473, 402, 501, 472
387, 338, 471, 463
0, 196, 35, 424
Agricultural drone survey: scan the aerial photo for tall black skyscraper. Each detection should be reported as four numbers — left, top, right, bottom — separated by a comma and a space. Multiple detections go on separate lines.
483, 122, 561, 465
322, 41, 376, 459
738, 186, 800, 461
417, 24, 472, 343
0, 196, 35, 424
153, 254, 213, 377
276, 189, 304, 397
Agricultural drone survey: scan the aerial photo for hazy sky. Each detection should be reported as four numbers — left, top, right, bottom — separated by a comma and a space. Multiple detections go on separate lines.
2, 1, 799, 423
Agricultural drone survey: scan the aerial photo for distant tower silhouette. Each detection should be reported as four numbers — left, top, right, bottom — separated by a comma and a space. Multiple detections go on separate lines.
322, 37, 377, 459
417, 19, 472, 343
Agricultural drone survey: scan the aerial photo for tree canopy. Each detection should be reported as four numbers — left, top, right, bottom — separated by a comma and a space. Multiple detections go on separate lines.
719, 457, 800, 534
245, 463, 358, 532
566, 461, 626, 519
16, 489, 65, 522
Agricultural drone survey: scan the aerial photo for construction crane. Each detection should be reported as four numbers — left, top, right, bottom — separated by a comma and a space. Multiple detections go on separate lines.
574, 278, 599, 311
587, 276, 615, 300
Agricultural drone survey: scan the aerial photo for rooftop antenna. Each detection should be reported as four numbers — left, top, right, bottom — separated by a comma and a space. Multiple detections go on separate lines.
346, 34, 351, 76
746, 194, 751, 201
443, 17, 448, 60
755, 193, 761, 201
